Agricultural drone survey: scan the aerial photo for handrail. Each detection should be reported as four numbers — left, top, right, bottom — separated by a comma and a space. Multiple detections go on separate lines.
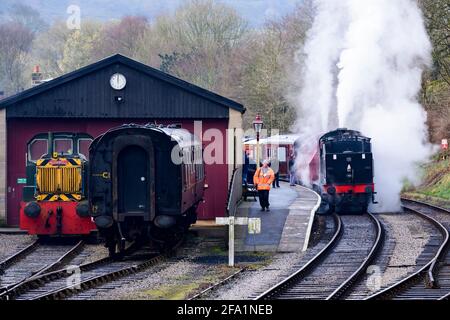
226, 166, 243, 216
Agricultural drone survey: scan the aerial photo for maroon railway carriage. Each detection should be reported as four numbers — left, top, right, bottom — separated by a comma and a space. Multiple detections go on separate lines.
89, 123, 206, 256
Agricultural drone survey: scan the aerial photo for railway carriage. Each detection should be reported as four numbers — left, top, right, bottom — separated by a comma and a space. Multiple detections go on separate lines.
20, 132, 97, 236
89, 123, 206, 256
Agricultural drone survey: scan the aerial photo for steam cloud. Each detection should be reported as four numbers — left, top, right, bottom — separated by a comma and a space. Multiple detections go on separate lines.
292, 0, 433, 212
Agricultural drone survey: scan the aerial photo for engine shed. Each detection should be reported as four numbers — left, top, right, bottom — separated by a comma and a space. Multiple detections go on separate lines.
0, 54, 244, 226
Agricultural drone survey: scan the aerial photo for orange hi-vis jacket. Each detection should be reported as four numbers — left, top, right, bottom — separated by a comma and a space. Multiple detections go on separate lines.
253, 167, 275, 191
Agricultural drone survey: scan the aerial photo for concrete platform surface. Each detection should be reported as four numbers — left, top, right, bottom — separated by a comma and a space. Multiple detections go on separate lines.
0, 227, 27, 234
235, 182, 320, 252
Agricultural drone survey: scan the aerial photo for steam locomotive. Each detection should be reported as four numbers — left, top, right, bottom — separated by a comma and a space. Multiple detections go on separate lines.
309, 128, 377, 214
20, 132, 97, 236
89, 124, 205, 256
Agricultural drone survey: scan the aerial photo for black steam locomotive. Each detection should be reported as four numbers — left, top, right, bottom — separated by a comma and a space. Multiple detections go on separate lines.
314, 128, 376, 214
89, 124, 205, 256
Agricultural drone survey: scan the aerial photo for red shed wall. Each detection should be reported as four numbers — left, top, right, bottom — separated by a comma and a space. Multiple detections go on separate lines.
7, 118, 228, 225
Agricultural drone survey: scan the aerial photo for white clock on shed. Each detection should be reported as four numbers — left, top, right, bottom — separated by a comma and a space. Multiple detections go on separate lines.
110, 73, 126, 90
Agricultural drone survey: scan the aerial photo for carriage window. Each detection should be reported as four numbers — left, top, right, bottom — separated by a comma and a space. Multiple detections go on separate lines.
28, 139, 48, 162
278, 147, 286, 162
54, 139, 73, 155
78, 139, 93, 157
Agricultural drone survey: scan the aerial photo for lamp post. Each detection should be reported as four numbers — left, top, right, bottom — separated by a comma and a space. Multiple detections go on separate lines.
253, 114, 264, 168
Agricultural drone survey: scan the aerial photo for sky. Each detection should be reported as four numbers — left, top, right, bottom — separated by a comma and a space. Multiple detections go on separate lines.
0, 0, 300, 27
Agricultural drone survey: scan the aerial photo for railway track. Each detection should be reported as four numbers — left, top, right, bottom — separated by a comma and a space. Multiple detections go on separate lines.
191, 214, 338, 300
189, 268, 246, 300
367, 199, 450, 300
344, 210, 441, 299
0, 239, 85, 295
25, 252, 164, 300
1, 240, 180, 300
256, 213, 382, 300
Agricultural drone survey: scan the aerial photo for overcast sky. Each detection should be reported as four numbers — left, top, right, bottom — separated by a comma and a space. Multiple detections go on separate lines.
1, 0, 300, 27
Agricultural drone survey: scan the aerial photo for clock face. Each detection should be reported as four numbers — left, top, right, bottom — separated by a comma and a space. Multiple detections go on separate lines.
110, 73, 126, 90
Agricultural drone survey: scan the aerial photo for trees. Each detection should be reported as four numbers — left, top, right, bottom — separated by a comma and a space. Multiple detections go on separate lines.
0, 22, 34, 95
240, 28, 290, 132
31, 15, 149, 80
96, 16, 149, 60
0, 4, 44, 95
139, 0, 248, 93
60, 21, 102, 73
32, 21, 73, 78
6, 3, 47, 34
420, 0, 450, 85
418, 0, 450, 142
239, 1, 315, 132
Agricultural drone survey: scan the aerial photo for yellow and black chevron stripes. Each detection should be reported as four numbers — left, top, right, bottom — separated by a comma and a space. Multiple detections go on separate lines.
37, 158, 82, 167
36, 193, 82, 202
36, 157, 83, 199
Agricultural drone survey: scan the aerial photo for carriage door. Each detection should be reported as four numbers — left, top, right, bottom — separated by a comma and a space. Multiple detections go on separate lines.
117, 145, 148, 214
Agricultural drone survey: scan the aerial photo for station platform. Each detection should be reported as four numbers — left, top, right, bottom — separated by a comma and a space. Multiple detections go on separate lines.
0, 227, 27, 235
234, 182, 320, 252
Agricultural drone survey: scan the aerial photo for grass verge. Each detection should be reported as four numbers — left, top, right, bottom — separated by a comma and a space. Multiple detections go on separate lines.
403, 151, 450, 208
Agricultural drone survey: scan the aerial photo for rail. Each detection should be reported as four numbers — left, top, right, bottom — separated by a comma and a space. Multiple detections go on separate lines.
226, 166, 243, 216
256, 213, 382, 300
366, 202, 449, 300
256, 213, 342, 300
327, 213, 383, 299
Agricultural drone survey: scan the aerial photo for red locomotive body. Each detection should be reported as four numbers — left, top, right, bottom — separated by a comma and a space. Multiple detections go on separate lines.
20, 202, 94, 235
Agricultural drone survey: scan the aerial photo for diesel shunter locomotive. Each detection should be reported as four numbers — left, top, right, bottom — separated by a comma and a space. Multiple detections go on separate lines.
89, 124, 205, 256
313, 128, 377, 214
20, 132, 96, 236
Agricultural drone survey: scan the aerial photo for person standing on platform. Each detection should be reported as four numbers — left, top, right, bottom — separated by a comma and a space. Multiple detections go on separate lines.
289, 155, 296, 186
243, 150, 250, 184
254, 159, 275, 212
270, 156, 280, 188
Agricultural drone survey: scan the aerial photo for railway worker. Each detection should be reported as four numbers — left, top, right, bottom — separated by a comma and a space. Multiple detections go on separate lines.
254, 159, 275, 212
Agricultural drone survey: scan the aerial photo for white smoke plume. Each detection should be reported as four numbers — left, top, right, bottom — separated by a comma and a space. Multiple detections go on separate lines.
292, 0, 433, 212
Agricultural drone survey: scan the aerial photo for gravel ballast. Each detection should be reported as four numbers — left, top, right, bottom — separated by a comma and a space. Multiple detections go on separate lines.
203, 211, 435, 300
378, 212, 430, 286
0, 209, 436, 300
0, 234, 35, 261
